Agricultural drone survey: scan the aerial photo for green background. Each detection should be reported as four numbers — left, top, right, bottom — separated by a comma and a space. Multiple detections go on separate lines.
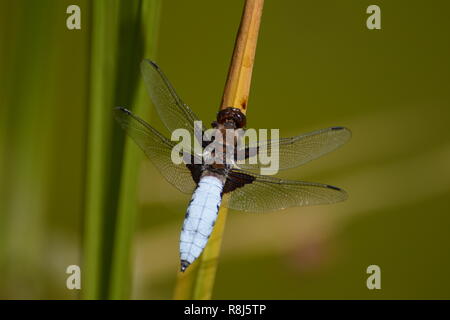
1, 0, 449, 299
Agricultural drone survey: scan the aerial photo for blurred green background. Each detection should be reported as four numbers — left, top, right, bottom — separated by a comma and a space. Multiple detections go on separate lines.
1, 0, 449, 299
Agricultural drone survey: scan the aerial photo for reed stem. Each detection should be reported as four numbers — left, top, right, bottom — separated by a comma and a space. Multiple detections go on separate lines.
173, 0, 264, 300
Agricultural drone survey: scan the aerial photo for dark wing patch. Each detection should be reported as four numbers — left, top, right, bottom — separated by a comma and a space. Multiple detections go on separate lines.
186, 164, 202, 185
222, 169, 256, 194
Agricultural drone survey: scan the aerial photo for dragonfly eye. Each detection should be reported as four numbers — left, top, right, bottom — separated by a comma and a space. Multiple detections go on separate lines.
217, 107, 247, 129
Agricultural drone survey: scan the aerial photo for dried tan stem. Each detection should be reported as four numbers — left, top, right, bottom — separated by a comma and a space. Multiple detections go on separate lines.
221, 0, 264, 114
174, 0, 264, 300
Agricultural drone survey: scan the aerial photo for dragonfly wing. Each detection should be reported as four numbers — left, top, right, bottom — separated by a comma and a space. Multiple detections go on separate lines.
114, 107, 198, 194
141, 60, 200, 134
237, 126, 351, 171
223, 168, 348, 212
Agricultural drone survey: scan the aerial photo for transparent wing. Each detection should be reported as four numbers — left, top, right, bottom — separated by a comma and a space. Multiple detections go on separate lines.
114, 107, 197, 194
223, 169, 348, 213
237, 126, 351, 171
141, 60, 200, 134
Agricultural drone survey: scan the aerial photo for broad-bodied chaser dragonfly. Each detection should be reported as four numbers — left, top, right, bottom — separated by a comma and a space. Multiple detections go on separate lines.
114, 60, 351, 272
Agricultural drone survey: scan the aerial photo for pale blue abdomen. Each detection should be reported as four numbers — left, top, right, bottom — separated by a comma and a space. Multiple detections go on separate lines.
179, 175, 223, 271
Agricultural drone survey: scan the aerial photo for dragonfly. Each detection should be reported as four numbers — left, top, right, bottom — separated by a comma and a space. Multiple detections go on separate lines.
114, 60, 351, 272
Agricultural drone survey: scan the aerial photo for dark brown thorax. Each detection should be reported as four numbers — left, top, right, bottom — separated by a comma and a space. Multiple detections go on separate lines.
208, 107, 247, 166
188, 107, 254, 194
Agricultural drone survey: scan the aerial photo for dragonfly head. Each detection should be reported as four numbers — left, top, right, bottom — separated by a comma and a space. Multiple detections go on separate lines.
216, 107, 247, 129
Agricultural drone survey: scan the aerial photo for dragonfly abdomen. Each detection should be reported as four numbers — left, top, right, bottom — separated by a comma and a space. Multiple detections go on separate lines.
179, 175, 223, 272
